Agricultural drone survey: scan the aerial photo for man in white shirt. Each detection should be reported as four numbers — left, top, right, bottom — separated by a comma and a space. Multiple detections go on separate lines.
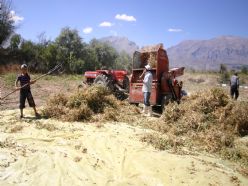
139, 64, 153, 116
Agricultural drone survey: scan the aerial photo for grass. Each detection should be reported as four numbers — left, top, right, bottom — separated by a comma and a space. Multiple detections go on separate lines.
2, 73, 17, 87
0, 72, 82, 89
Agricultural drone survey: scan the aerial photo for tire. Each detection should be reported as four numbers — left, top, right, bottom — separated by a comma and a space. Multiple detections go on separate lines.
123, 76, 130, 93
161, 94, 172, 111
94, 74, 128, 100
94, 74, 114, 91
113, 90, 128, 101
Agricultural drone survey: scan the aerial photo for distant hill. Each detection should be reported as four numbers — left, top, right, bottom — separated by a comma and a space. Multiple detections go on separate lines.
167, 36, 248, 71
98, 35, 248, 71
98, 36, 139, 56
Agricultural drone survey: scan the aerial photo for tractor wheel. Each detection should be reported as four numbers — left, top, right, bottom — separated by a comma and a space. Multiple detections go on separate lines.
113, 90, 128, 101
94, 74, 114, 91
123, 76, 130, 93
161, 94, 172, 111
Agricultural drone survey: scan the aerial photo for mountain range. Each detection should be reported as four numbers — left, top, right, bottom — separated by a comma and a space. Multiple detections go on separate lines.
167, 36, 248, 70
98, 35, 248, 71
98, 36, 139, 56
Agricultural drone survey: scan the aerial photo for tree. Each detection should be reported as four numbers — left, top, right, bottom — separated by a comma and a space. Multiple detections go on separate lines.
89, 39, 118, 69
115, 51, 132, 71
20, 40, 39, 72
10, 33, 21, 50
81, 46, 98, 71
241, 66, 248, 75
20, 40, 35, 61
55, 27, 84, 72
220, 64, 227, 74
42, 43, 58, 70
0, 0, 15, 47
37, 32, 50, 46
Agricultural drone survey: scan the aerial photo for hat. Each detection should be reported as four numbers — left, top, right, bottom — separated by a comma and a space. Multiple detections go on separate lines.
21, 64, 27, 69
145, 64, 151, 70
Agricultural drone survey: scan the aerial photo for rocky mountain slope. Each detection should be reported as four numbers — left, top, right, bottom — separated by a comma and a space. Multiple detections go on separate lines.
98, 36, 139, 56
167, 36, 248, 70
99, 35, 248, 71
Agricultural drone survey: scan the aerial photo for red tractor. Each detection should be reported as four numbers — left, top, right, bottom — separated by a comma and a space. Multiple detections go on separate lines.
129, 43, 184, 109
84, 70, 129, 100
84, 43, 184, 108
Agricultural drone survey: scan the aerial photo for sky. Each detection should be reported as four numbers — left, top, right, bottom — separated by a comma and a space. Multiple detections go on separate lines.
10, 0, 248, 48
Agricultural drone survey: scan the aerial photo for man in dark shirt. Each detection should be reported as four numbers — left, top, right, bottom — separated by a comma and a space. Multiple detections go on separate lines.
15, 64, 39, 118
230, 72, 239, 100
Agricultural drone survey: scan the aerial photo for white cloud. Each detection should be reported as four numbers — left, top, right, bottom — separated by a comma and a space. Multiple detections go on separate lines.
9, 10, 24, 24
115, 14, 136, 22
168, 28, 183, 32
83, 27, 93, 34
99, 21, 113, 27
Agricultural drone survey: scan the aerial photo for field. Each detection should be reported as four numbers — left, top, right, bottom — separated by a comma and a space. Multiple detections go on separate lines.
0, 73, 83, 111
0, 71, 248, 185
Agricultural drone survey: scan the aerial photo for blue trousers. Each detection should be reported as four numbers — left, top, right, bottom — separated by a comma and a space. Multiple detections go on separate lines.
143, 92, 151, 106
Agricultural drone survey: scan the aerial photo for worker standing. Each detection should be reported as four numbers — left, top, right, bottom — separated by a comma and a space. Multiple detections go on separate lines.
15, 64, 40, 118
139, 64, 153, 116
230, 72, 239, 100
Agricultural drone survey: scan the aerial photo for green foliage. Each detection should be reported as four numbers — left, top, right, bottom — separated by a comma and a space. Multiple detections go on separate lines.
89, 39, 118, 69
55, 27, 83, 58
220, 64, 227, 73
0, 0, 15, 46
219, 71, 230, 83
3, 72, 16, 86
241, 66, 248, 75
115, 51, 132, 71
2, 26, 132, 73
10, 34, 21, 50
20, 40, 36, 62
69, 59, 85, 74
82, 46, 98, 70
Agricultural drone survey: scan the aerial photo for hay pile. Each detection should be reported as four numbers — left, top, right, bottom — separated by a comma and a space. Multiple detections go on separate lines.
43, 85, 119, 122
147, 88, 248, 166
43, 85, 248, 166
148, 53, 157, 68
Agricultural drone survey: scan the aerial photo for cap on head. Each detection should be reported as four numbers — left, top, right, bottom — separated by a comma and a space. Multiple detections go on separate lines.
145, 64, 151, 70
21, 64, 27, 69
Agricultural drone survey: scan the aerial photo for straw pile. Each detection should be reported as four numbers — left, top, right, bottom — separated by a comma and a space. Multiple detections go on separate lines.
148, 53, 157, 68
140, 43, 163, 53
146, 88, 248, 166
43, 85, 119, 122
43, 85, 248, 166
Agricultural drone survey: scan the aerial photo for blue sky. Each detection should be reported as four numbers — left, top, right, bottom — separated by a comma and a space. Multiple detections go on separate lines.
12, 0, 248, 48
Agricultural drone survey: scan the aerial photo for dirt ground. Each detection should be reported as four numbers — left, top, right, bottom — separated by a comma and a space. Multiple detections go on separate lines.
0, 109, 248, 186
0, 72, 248, 185
179, 72, 248, 101
0, 74, 83, 111
1, 72, 247, 111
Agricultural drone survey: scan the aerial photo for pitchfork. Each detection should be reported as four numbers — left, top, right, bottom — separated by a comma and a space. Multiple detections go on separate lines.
0, 64, 63, 104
